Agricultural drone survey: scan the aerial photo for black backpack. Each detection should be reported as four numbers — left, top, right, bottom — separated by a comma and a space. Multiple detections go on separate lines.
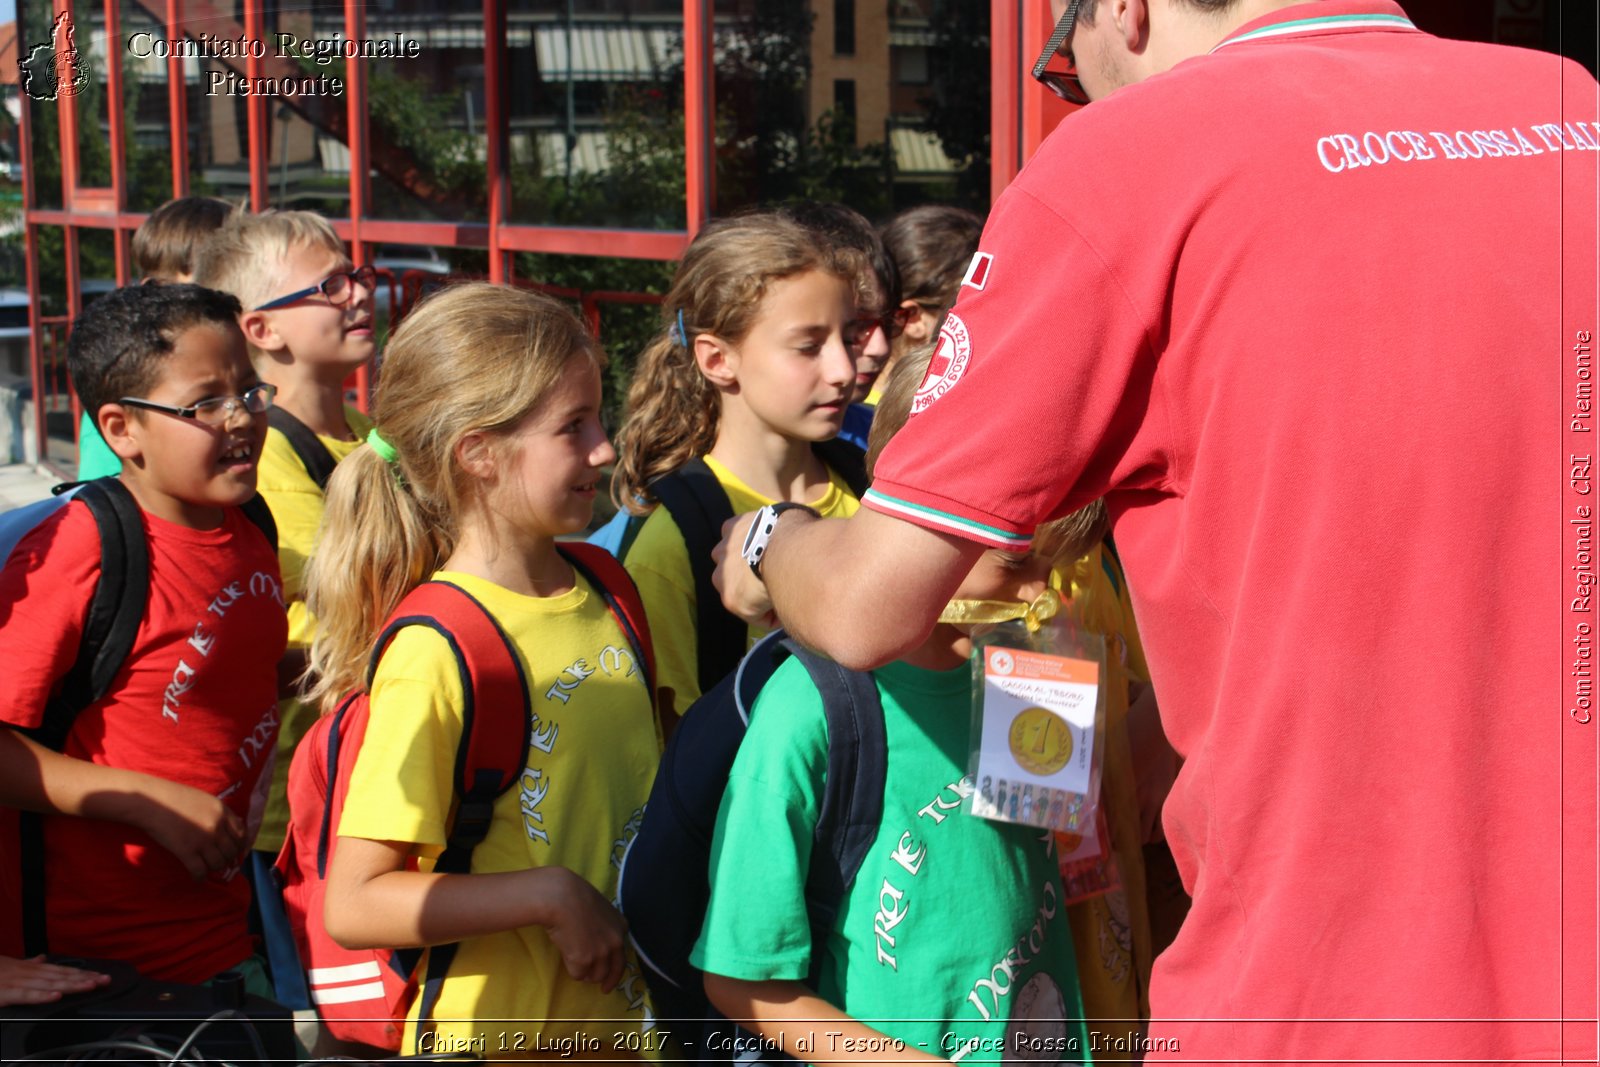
266, 406, 339, 490
617, 629, 886, 1065
10, 477, 278, 956
618, 439, 868, 699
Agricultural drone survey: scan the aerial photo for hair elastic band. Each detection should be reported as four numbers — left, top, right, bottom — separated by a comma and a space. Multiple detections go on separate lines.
366, 427, 400, 466
669, 308, 689, 347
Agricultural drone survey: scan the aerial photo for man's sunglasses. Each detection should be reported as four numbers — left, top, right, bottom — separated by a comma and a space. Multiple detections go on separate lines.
255, 265, 377, 311
1032, 0, 1091, 106
119, 383, 278, 428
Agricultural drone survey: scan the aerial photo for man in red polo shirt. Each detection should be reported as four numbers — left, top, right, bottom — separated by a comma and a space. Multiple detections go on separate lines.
718, 0, 1597, 1061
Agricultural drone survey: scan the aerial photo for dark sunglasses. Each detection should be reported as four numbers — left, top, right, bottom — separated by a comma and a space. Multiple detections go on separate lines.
255, 265, 377, 311
1032, 0, 1090, 106
847, 305, 920, 346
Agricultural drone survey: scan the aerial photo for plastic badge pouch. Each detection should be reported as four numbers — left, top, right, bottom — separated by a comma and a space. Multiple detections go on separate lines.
964, 599, 1108, 837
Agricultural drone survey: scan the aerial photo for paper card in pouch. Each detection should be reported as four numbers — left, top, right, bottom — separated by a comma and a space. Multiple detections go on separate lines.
968, 640, 1104, 834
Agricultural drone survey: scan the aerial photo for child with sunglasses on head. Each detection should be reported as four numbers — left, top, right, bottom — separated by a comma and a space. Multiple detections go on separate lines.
194, 211, 377, 924
0, 283, 285, 988
611, 212, 874, 722
307, 284, 659, 1057
693, 342, 1090, 1064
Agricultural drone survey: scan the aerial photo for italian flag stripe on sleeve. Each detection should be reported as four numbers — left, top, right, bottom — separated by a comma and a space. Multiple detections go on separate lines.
862, 489, 1034, 550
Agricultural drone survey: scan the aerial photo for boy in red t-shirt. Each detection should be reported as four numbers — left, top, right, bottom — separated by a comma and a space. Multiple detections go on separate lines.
0, 283, 288, 985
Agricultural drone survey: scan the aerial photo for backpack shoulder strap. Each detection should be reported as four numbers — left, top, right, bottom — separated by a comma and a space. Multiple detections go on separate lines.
779, 637, 887, 935
267, 406, 340, 491
366, 581, 531, 861
46, 478, 148, 746
22, 478, 149, 955
364, 580, 531, 1045
649, 459, 745, 694
239, 493, 279, 553
812, 437, 869, 498
561, 542, 656, 698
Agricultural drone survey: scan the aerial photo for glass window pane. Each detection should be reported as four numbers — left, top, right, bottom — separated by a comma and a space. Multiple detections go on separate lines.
35, 223, 74, 467
120, 0, 175, 212
713, 0, 989, 218
506, 1, 687, 229
187, 57, 249, 204
72, 0, 113, 188
19, 0, 65, 209
362, 1, 490, 223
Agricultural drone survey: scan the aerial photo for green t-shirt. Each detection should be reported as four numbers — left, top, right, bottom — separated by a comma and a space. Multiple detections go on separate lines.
691, 656, 1090, 1064
76, 411, 122, 479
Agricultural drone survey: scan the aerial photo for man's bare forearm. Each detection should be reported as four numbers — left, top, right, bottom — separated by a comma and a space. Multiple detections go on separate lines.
757, 508, 982, 669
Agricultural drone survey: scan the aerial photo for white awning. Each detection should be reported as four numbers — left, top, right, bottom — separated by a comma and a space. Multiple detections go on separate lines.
892, 126, 957, 174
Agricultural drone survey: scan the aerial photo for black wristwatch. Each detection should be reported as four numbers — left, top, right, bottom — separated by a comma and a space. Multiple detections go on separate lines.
740, 502, 819, 580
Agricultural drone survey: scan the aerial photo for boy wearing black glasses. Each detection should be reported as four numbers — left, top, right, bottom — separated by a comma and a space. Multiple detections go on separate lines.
0, 283, 287, 987
194, 211, 376, 875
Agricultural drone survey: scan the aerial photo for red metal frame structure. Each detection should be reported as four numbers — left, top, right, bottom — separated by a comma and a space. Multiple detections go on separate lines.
19, 0, 1048, 473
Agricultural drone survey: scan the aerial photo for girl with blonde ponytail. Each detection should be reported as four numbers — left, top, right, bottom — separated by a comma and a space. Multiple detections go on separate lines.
609, 211, 874, 721
304, 282, 660, 1057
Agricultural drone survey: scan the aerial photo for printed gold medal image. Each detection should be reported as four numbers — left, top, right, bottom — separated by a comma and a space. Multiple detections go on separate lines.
1008, 706, 1073, 776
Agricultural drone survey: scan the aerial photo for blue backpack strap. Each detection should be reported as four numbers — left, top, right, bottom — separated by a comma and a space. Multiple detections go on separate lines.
811, 437, 869, 498
588, 505, 647, 562
360, 580, 531, 1051
649, 459, 744, 696
781, 639, 887, 942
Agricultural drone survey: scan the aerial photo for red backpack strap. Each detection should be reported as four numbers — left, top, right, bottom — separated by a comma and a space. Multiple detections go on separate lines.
366, 580, 532, 1050
367, 580, 532, 858
561, 541, 656, 697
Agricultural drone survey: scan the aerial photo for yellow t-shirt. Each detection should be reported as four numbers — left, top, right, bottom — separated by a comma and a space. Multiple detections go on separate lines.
254, 405, 371, 853
623, 455, 860, 717
256, 405, 373, 647
339, 570, 661, 1058
1055, 542, 1156, 1046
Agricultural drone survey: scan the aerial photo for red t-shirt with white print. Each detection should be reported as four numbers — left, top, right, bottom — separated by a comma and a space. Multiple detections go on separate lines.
0, 499, 286, 983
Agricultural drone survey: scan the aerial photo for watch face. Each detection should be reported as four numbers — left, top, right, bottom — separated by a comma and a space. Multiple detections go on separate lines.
742, 506, 776, 562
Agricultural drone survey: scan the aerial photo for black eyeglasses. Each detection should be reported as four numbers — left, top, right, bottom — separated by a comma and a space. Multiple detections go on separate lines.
254, 265, 377, 311
120, 383, 277, 427
1032, 0, 1090, 106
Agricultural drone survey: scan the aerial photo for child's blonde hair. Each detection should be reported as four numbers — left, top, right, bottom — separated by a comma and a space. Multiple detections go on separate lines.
133, 197, 240, 281
306, 282, 604, 710
867, 342, 1106, 563
193, 209, 346, 323
611, 212, 871, 513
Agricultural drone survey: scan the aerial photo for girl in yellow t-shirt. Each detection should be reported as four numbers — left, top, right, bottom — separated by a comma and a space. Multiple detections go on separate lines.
304, 284, 660, 1058
611, 212, 877, 720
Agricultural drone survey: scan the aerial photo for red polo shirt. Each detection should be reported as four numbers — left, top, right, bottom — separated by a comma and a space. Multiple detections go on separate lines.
868, 2, 1596, 1059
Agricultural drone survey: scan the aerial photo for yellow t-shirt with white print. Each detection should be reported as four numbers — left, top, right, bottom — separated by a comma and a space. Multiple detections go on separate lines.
338, 570, 661, 1058
623, 454, 860, 718
254, 405, 371, 853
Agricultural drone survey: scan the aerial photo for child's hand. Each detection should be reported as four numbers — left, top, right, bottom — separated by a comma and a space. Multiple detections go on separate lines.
544, 869, 628, 993
138, 777, 247, 879
0, 954, 111, 1006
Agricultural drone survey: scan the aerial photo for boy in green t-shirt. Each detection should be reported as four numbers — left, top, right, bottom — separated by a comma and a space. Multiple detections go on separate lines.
692, 346, 1092, 1065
